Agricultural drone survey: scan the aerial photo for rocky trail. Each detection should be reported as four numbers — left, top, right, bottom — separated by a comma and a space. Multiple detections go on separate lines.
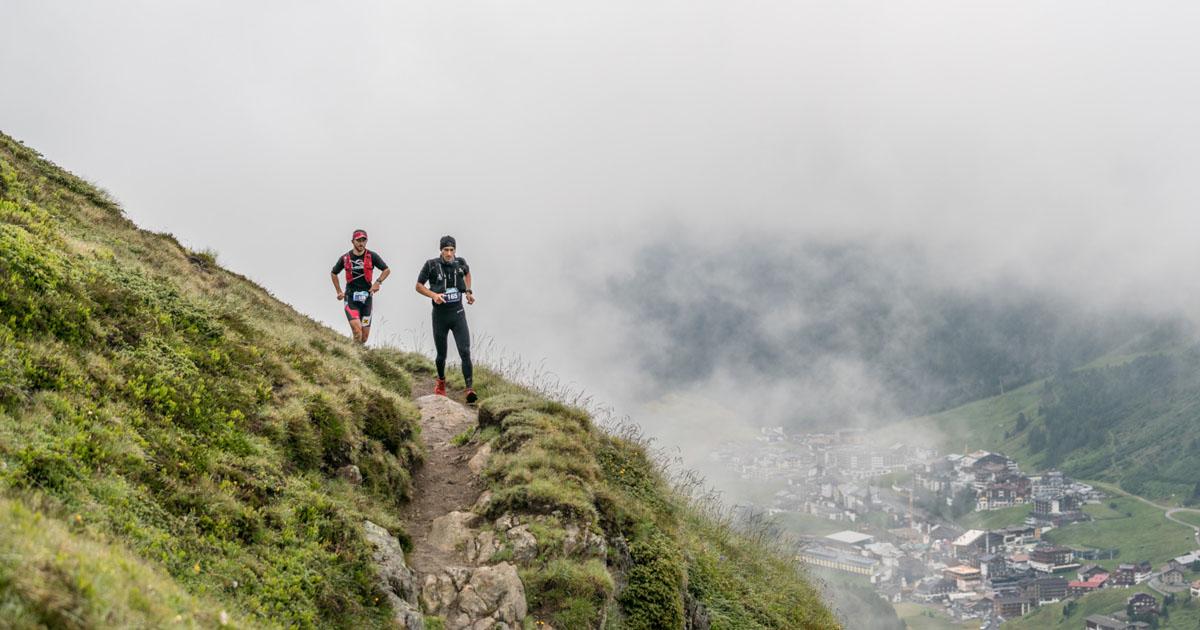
363, 380, 527, 630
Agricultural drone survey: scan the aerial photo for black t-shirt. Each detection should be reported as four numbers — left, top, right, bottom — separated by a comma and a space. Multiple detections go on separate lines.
332, 249, 388, 294
417, 257, 470, 309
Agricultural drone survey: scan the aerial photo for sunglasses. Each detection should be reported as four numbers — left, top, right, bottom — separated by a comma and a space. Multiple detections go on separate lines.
354, 237, 367, 243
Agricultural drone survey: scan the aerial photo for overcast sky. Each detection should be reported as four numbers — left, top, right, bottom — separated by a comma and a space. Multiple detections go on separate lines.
5, 1, 1200, 502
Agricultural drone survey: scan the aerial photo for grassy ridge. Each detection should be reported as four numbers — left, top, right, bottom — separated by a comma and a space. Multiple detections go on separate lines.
457, 369, 840, 629
0, 132, 427, 627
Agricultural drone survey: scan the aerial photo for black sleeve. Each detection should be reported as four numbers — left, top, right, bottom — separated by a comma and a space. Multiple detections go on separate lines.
332, 256, 345, 275
458, 257, 470, 275
370, 250, 388, 270
416, 260, 431, 285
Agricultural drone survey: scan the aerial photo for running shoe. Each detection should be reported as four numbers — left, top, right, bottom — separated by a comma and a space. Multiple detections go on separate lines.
434, 378, 446, 396
465, 388, 477, 404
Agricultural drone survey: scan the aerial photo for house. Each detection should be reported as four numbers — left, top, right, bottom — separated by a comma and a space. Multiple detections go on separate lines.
798, 545, 880, 577
1077, 563, 1108, 582
1023, 575, 1068, 604
1112, 562, 1151, 587
1134, 562, 1153, 584
1127, 592, 1158, 616
1068, 573, 1108, 597
1028, 544, 1076, 573
991, 593, 1032, 619
978, 553, 1007, 580
943, 565, 983, 591
1159, 565, 1185, 586
914, 577, 956, 602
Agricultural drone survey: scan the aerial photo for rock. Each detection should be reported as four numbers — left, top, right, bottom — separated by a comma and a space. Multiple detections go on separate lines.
493, 513, 518, 531
415, 394, 474, 435
428, 511, 479, 555
685, 591, 711, 630
467, 443, 492, 475
506, 525, 538, 563
337, 464, 363, 485
362, 520, 423, 629
420, 563, 527, 630
563, 522, 607, 560
467, 529, 504, 564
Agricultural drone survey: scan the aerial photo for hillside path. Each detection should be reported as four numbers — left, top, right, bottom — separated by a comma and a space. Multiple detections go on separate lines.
398, 382, 483, 574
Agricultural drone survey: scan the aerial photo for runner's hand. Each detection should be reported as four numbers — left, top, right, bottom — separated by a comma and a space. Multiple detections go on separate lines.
337, 291, 345, 300
466, 293, 475, 305
370, 281, 381, 294
433, 293, 446, 304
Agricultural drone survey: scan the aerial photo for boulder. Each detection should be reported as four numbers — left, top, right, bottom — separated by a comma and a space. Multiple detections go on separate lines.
362, 520, 423, 629
428, 511, 479, 555
467, 443, 492, 475
337, 464, 363, 485
421, 563, 527, 630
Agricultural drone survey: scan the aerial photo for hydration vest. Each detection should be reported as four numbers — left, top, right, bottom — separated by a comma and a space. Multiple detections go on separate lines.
344, 250, 373, 285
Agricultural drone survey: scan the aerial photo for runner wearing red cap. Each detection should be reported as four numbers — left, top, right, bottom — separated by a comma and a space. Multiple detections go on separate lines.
330, 229, 390, 344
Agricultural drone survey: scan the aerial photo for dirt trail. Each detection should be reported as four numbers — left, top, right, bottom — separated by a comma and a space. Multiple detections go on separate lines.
399, 380, 484, 575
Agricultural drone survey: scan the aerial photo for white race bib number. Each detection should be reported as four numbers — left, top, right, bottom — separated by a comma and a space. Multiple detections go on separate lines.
443, 288, 461, 303
352, 290, 370, 303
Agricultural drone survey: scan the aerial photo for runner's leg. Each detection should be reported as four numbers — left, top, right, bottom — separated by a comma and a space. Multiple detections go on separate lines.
432, 309, 451, 380
346, 303, 364, 343
449, 310, 473, 388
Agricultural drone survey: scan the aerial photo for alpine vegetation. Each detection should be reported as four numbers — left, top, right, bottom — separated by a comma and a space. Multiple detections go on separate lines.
0, 132, 838, 628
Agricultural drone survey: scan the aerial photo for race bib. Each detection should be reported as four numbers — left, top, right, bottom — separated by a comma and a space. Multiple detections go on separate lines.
351, 290, 370, 303
443, 288, 461, 303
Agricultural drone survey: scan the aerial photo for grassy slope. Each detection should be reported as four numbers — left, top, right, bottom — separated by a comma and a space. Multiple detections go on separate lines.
1042, 493, 1195, 571
887, 347, 1200, 504
957, 504, 1033, 531
0, 133, 431, 627
0, 133, 838, 628
459, 370, 840, 629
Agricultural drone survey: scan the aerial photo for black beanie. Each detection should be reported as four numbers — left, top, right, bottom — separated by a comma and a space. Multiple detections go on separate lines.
440, 235, 456, 250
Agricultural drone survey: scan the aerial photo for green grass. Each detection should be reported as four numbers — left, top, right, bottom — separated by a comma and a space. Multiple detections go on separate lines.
1171, 510, 1200, 529
770, 512, 845, 537
1043, 494, 1195, 570
893, 602, 976, 630
880, 380, 1044, 467
475, 390, 840, 629
0, 496, 253, 629
0, 132, 425, 627
957, 504, 1033, 531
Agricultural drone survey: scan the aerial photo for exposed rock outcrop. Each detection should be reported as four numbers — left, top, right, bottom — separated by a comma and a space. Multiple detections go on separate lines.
363, 520, 424, 629
420, 563, 528, 630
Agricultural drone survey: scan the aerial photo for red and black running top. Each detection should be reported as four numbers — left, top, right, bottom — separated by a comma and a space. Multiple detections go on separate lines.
332, 250, 389, 294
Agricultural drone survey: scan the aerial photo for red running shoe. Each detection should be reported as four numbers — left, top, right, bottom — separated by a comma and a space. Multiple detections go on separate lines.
465, 388, 477, 404
434, 378, 447, 396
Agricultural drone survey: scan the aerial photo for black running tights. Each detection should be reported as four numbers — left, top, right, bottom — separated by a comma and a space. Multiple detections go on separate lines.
432, 307, 472, 387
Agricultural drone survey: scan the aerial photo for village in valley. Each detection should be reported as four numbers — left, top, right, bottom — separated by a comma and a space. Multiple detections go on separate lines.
713, 427, 1200, 629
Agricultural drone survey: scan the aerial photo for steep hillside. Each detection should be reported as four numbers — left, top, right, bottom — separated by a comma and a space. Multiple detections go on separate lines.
0, 132, 838, 628
888, 343, 1200, 503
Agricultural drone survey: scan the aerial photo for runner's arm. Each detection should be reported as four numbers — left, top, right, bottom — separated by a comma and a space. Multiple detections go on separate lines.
331, 273, 344, 300
415, 282, 445, 304
464, 272, 474, 304
371, 268, 391, 293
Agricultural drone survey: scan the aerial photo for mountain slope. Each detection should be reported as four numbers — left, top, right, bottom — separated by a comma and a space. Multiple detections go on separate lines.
889, 344, 1200, 503
0, 132, 837, 628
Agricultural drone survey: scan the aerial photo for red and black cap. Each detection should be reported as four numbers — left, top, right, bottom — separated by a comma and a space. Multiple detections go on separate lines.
352, 229, 368, 241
